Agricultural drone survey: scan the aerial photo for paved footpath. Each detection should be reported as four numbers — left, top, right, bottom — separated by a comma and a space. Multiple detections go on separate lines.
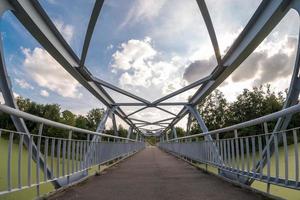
49, 146, 266, 200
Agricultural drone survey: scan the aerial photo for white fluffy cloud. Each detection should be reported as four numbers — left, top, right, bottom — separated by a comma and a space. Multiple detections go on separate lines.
40, 89, 50, 97
111, 37, 187, 94
0, 92, 4, 104
53, 20, 74, 43
15, 78, 34, 90
22, 47, 82, 98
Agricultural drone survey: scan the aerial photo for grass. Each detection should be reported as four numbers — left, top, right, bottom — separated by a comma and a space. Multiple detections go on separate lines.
195, 143, 300, 200
1, 138, 300, 200
0, 138, 110, 200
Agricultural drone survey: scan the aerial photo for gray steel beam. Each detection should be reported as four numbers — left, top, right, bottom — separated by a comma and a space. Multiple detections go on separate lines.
151, 76, 211, 104
127, 126, 132, 139
80, 0, 104, 67
196, 0, 221, 64
162, 0, 296, 136
168, 103, 300, 142
93, 77, 151, 104
112, 113, 118, 137
248, 1, 300, 185
7, 0, 141, 138
172, 126, 177, 140
125, 106, 147, 118
0, 5, 60, 187
156, 106, 177, 116
113, 102, 188, 106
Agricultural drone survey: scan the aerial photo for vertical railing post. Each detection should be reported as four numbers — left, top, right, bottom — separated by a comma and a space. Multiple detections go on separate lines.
112, 113, 118, 142
135, 133, 139, 141
172, 127, 178, 142
186, 105, 223, 164
36, 123, 43, 197
67, 130, 72, 184
186, 113, 192, 142
126, 126, 132, 143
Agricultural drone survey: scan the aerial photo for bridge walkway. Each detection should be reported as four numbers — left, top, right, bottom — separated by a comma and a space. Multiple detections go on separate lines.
49, 146, 265, 200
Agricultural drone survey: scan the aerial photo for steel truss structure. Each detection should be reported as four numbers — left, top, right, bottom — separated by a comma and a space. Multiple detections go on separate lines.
1, 0, 300, 195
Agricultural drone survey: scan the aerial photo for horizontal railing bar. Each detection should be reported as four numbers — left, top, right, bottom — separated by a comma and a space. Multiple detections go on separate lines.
0, 148, 142, 196
0, 104, 136, 141
160, 145, 300, 190
167, 103, 300, 141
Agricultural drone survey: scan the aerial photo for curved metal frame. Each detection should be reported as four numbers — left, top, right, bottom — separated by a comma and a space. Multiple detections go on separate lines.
1, 0, 300, 190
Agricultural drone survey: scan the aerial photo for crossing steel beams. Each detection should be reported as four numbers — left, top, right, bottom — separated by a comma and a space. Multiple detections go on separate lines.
1, 0, 300, 188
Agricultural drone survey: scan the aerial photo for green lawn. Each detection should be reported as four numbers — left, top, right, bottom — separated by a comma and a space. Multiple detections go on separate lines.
0, 138, 104, 200
196, 143, 300, 200
1, 138, 300, 200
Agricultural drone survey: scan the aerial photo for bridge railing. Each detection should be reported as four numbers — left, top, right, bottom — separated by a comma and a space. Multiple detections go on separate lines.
159, 104, 300, 191
0, 105, 145, 196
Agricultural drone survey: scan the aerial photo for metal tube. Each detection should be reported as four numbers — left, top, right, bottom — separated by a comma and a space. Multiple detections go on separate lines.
18, 134, 24, 188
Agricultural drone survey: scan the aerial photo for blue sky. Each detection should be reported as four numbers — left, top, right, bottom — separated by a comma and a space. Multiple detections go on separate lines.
0, 0, 299, 128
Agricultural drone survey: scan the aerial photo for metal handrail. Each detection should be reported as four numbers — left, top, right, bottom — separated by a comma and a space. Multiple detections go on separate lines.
0, 128, 145, 196
167, 103, 300, 142
0, 104, 136, 141
159, 126, 300, 190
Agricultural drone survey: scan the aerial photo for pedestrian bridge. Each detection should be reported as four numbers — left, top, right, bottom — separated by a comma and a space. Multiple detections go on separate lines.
1, 0, 300, 199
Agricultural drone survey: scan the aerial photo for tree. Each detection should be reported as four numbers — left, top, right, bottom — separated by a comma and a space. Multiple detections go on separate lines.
61, 110, 76, 126
191, 85, 286, 138
118, 125, 127, 138
190, 89, 229, 135
87, 108, 104, 131
175, 127, 185, 138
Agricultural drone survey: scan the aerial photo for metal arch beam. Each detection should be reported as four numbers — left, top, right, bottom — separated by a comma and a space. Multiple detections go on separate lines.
186, 113, 192, 136
128, 118, 150, 124
172, 126, 177, 140
125, 106, 147, 118
126, 126, 132, 139
155, 106, 177, 116
8, 0, 112, 106
152, 117, 175, 124
7, 0, 143, 137
137, 123, 167, 129
161, 0, 294, 136
151, 75, 211, 104
248, 2, 300, 185
112, 113, 118, 137
0, 7, 60, 187
93, 77, 150, 104
80, 0, 104, 67
113, 102, 188, 106
196, 0, 221, 65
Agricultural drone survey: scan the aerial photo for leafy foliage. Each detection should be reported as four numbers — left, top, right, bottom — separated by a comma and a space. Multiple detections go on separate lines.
191, 85, 289, 138
0, 96, 104, 139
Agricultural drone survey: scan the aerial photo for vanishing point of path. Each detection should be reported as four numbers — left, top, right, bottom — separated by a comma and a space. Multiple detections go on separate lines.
49, 147, 265, 200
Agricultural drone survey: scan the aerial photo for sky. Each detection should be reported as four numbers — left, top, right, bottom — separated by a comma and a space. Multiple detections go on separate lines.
0, 0, 299, 130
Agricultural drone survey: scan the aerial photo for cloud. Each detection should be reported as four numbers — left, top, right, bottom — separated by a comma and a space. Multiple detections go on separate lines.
111, 37, 187, 93
40, 89, 49, 97
15, 78, 34, 90
13, 92, 19, 98
53, 20, 74, 43
112, 37, 156, 71
231, 36, 297, 85
231, 52, 266, 82
119, 0, 167, 29
0, 93, 4, 104
183, 56, 217, 83
22, 47, 82, 98
106, 44, 114, 51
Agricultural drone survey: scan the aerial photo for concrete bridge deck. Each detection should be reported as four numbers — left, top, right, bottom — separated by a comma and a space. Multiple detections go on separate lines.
49, 147, 266, 200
